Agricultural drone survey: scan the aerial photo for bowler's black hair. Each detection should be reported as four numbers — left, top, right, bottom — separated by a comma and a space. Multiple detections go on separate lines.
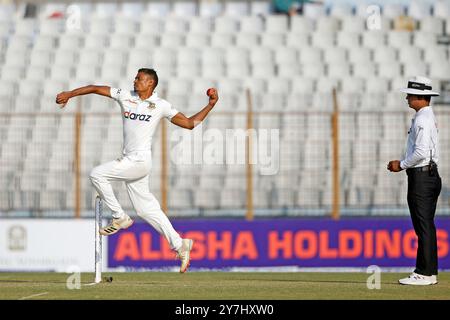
138, 68, 158, 88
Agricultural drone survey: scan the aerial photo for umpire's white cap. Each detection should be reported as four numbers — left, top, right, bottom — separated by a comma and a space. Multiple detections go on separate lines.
400, 76, 440, 96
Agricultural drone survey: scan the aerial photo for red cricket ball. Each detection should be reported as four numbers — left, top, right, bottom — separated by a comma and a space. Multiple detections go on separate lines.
206, 88, 214, 96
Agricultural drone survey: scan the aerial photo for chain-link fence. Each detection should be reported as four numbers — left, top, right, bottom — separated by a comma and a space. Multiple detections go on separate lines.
1, 105, 449, 217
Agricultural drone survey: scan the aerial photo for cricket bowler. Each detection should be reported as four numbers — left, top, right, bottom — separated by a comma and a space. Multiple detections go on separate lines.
56, 68, 219, 273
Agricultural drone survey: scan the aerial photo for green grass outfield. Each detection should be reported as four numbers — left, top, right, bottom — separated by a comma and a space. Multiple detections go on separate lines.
0, 272, 449, 300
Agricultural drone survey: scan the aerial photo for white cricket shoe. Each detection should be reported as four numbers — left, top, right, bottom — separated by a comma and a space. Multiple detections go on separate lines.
431, 275, 438, 284
99, 214, 134, 236
398, 273, 438, 285
176, 239, 194, 273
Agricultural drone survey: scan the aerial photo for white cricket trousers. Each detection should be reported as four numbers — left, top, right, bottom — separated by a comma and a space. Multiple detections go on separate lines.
89, 155, 182, 251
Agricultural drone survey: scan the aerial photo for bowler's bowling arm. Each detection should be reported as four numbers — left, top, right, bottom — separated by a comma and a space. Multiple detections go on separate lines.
171, 106, 214, 130
171, 89, 219, 130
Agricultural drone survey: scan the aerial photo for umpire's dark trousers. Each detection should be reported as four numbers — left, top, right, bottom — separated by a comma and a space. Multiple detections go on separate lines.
406, 167, 442, 276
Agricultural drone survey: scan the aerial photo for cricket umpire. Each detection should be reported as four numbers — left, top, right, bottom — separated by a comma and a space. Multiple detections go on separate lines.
387, 76, 442, 285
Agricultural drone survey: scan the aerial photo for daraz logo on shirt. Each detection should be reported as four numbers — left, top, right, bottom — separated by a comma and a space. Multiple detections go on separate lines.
123, 111, 152, 122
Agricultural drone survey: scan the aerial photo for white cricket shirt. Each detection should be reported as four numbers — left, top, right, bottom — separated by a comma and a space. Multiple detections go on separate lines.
110, 88, 179, 159
400, 106, 439, 169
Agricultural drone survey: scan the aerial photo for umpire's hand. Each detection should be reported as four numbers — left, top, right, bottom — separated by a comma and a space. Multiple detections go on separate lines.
387, 160, 402, 172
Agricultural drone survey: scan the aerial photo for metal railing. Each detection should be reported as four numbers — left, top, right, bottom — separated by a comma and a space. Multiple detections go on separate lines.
1, 94, 449, 218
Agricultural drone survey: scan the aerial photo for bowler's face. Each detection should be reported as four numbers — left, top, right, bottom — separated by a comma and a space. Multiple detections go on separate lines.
133, 72, 153, 92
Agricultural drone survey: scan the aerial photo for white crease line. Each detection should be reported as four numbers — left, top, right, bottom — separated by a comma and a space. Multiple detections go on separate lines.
18, 292, 49, 300
83, 282, 99, 286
